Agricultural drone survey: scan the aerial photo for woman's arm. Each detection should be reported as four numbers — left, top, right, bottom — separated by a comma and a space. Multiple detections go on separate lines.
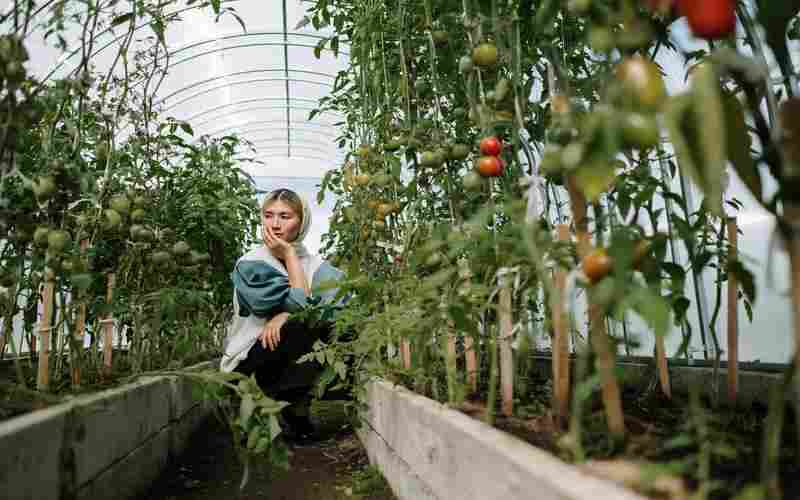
283, 248, 310, 295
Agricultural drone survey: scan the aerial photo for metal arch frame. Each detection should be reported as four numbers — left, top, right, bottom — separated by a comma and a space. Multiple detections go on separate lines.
189, 106, 339, 132
247, 140, 343, 155
182, 96, 326, 123
156, 31, 350, 63
40, 0, 348, 83
200, 127, 339, 145
190, 105, 341, 130
161, 77, 332, 112
236, 154, 338, 165
156, 68, 334, 105
198, 119, 339, 139
166, 42, 350, 71
39, 2, 230, 82
241, 138, 341, 153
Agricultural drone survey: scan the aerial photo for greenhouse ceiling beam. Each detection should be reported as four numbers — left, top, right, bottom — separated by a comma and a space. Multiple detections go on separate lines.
239, 135, 336, 149
283, 0, 291, 158
199, 125, 338, 142
39, 0, 348, 83
166, 42, 349, 70
248, 145, 343, 158
156, 68, 334, 106
183, 97, 324, 124
237, 154, 337, 165
158, 31, 350, 62
161, 77, 333, 113
190, 105, 341, 130
39, 2, 227, 82
248, 138, 343, 153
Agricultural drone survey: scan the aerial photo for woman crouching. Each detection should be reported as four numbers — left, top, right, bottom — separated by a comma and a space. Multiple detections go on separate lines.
220, 188, 345, 439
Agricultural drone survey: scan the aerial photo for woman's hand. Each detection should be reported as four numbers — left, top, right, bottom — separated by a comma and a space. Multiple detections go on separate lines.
260, 312, 290, 351
262, 225, 296, 261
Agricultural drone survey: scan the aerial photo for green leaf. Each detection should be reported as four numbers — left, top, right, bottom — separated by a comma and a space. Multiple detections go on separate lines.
314, 38, 328, 59
179, 121, 194, 136
269, 414, 282, 440
757, 0, 800, 80
672, 296, 691, 324
572, 160, 617, 202
721, 93, 761, 200
729, 260, 757, 305
240, 395, 255, 429
691, 64, 727, 216
110, 13, 134, 27
210, 0, 221, 14
331, 36, 340, 58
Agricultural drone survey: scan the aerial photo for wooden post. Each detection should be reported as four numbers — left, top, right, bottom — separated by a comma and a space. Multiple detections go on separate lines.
552, 224, 571, 422
727, 217, 739, 404
401, 339, 411, 369
0, 325, 6, 361
101, 273, 116, 379
36, 280, 55, 391
655, 335, 672, 398
566, 175, 625, 437
499, 273, 514, 417
465, 335, 477, 392
71, 240, 89, 388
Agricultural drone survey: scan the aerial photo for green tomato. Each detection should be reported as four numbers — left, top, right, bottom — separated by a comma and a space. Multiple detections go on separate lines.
109, 195, 131, 215
47, 230, 70, 253
449, 144, 471, 161
33, 226, 50, 247
172, 241, 191, 256
32, 176, 57, 200
621, 112, 660, 150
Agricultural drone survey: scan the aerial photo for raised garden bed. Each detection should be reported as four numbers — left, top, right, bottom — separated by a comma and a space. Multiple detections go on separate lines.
357, 379, 646, 500
0, 360, 216, 500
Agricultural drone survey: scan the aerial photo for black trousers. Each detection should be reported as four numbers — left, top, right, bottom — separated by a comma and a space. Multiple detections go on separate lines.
234, 319, 332, 402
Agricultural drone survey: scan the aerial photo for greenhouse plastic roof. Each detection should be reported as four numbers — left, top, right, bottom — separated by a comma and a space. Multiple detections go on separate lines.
18, 0, 349, 181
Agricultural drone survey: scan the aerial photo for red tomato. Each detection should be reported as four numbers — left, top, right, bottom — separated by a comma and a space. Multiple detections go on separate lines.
479, 136, 503, 156
679, 0, 736, 40
477, 156, 504, 177
582, 249, 613, 284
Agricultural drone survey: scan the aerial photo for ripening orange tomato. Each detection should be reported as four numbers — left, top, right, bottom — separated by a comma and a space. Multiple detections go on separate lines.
476, 156, 504, 177
582, 249, 613, 284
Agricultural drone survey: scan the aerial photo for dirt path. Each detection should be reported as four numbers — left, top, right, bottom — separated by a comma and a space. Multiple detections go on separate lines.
138, 403, 396, 500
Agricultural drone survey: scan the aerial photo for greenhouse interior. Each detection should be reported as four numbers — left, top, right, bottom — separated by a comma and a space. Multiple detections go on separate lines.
1, 0, 800, 499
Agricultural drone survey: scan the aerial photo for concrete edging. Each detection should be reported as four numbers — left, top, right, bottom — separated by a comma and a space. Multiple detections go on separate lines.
357, 379, 646, 500
0, 360, 218, 500
527, 356, 785, 406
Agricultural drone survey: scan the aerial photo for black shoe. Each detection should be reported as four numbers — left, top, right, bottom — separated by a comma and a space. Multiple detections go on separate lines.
282, 411, 317, 443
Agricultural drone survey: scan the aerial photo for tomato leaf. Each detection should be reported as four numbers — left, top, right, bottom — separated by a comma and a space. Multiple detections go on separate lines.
756, 0, 800, 80
110, 12, 134, 27
721, 92, 761, 200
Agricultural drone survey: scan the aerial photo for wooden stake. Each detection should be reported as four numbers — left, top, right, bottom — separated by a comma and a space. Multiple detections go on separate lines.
36, 281, 55, 391
655, 335, 672, 398
552, 224, 571, 422
71, 240, 89, 388
727, 217, 739, 404
401, 339, 411, 369
499, 274, 514, 417
566, 175, 625, 437
465, 335, 477, 391
101, 273, 116, 379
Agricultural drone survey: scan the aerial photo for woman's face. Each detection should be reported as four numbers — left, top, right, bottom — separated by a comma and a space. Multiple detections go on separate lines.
263, 199, 302, 242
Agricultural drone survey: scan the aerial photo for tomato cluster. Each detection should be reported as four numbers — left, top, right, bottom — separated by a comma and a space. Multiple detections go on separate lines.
476, 136, 505, 178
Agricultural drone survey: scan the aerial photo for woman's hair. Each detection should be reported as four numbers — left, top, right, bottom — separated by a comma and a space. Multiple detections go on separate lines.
261, 188, 304, 224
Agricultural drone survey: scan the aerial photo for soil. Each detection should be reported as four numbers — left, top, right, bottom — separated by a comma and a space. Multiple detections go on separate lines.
453, 376, 800, 500
137, 402, 396, 500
